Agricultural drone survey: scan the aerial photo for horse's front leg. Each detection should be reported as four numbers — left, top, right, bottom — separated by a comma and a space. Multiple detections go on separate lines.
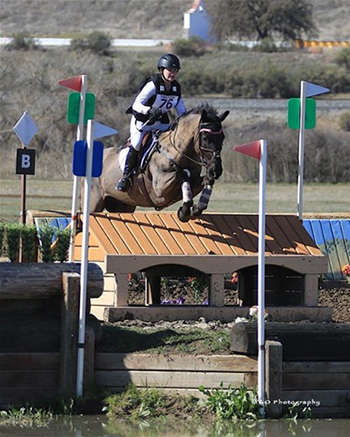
192, 181, 214, 218
177, 169, 193, 222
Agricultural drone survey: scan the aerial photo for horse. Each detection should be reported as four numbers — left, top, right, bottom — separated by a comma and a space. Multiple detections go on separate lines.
88, 105, 230, 222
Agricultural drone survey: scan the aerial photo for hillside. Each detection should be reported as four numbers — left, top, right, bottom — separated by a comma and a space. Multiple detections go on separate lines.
0, 0, 349, 41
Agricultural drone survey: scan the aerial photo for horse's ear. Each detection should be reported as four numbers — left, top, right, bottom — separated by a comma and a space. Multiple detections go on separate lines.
201, 109, 207, 120
219, 110, 230, 122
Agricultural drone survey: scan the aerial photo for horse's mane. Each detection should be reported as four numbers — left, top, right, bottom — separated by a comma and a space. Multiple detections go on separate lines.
185, 103, 218, 117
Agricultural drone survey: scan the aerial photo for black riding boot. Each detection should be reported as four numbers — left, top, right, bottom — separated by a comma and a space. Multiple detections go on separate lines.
116, 147, 138, 192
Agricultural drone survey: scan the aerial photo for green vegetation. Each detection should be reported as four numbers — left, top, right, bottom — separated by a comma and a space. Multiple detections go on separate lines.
207, 0, 317, 42
70, 31, 111, 55
54, 228, 71, 262
4, 223, 21, 262
38, 224, 55, 263
97, 325, 230, 354
0, 406, 54, 427
199, 383, 260, 421
21, 224, 37, 262
339, 111, 350, 131
5, 32, 38, 51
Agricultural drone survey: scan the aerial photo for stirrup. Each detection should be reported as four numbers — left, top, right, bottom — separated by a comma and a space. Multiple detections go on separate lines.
116, 177, 131, 192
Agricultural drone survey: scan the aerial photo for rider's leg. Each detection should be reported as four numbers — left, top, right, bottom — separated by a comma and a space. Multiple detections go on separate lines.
116, 118, 144, 192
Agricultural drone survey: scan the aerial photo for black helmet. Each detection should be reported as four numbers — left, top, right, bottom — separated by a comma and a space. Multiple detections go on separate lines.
157, 54, 181, 70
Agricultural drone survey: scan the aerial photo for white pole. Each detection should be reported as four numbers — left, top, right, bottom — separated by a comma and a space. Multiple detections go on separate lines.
69, 75, 87, 262
258, 139, 267, 416
297, 80, 306, 220
76, 119, 94, 398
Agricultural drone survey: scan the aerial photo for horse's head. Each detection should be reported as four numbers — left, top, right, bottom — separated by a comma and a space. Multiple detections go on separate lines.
197, 108, 230, 182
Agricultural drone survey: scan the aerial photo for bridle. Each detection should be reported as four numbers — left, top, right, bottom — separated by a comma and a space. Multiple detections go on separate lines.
198, 124, 224, 169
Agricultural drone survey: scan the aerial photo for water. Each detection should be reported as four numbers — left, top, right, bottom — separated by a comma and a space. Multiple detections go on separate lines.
1, 416, 350, 437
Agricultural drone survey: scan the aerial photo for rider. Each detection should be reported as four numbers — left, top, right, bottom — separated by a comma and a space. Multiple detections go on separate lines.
116, 53, 187, 192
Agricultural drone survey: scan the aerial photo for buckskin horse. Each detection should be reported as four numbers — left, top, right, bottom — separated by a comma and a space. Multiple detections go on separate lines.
88, 105, 230, 222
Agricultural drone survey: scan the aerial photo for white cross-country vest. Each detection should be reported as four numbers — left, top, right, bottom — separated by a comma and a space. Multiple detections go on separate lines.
126, 74, 182, 124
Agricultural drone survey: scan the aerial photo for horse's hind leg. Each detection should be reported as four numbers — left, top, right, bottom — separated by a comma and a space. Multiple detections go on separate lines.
80, 179, 105, 212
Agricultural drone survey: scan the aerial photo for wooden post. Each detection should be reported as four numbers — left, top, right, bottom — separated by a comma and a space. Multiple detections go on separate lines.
304, 274, 319, 306
115, 273, 129, 306
60, 272, 80, 397
145, 276, 161, 306
265, 340, 283, 418
209, 274, 225, 307
84, 326, 95, 389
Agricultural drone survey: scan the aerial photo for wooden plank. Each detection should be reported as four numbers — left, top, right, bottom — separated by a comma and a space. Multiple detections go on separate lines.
0, 353, 59, 370
266, 216, 297, 255
90, 215, 118, 254
90, 306, 105, 321
134, 214, 171, 254
223, 216, 256, 254
96, 214, 131, 254
287, 216, 321, 255
75, 231, 99, 247
110, 214, 143, 254
207, 214, 246, 255
0, 387, 59, 404
0, 370, 59, 387
174, 219, 208, 254
187, 217, 222, 254
283, 390, 350, 407
199, 215, 236, 255
120, 214, 158, 255
95, 370, 255, 389
158, 213, 197, 255
283, 373, 350, 390
275, 216, 310, 255
234, 215, 259, 252
74, 246, 105, 262
146, 213, 183, 254
91, 291, 115, 306
283, 362, 350, 373
95, 353, 258, 372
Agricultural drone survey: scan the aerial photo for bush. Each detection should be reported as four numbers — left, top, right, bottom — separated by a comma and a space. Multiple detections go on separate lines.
6, 33, 38, 51
5, 223, 21, 262
70, 31, 111, 55
334, 47, 350, 71
21, 225, 37, 262
38, 225, 55, 263
172, 36, 207, 57
339, 111, 350, 131
0, 223, 4, 256
54, 228, 71, 262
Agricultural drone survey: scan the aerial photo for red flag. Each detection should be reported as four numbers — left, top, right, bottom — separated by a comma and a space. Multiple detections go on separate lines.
233, 140, 261, 160
58, 76, 82, 92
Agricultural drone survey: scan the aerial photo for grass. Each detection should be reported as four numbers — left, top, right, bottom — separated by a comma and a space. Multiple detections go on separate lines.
0, 406, 54, 427
1, 179, 349, 223
96, 325, 230, 355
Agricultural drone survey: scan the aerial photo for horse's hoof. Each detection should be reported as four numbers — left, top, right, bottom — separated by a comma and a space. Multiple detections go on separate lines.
177, 207, 191, 223
191, 206, 203, 218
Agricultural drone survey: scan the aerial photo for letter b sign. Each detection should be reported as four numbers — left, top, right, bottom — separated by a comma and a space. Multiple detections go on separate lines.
16, 149, 35, 175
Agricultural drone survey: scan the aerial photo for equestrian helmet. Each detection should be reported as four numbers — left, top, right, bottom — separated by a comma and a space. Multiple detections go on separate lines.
157, 54, 181, 70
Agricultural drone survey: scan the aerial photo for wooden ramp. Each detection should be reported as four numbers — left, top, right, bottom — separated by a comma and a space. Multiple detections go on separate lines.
74, 212, 329, 322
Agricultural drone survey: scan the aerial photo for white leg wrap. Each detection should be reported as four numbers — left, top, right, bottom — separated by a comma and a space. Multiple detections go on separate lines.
197, 185, 213, 210
181, 181, 193, 204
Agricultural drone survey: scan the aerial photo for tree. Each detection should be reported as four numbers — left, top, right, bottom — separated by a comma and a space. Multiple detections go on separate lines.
207, 0, 318, 42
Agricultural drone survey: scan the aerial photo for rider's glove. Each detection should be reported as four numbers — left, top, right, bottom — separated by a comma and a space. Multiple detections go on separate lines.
148, 107, 163, 120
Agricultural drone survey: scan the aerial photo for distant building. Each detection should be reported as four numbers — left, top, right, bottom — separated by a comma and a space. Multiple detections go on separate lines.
183, 0, 214, 43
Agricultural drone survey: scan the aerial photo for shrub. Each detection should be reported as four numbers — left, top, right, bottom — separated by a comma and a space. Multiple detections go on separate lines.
172, 36, 207, 57
339, 111, 350, 131
6, 33, 38, 51
21, 225, 37, 262
0, 223, 4, 256
38, 225, 55, 263
70, 31, 111, 55
334, 47, 350, 71
5, 223, 21, 262
54, 228, 71, 262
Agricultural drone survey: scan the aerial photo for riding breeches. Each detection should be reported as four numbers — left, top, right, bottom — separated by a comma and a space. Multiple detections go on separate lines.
130, 116, 170, 151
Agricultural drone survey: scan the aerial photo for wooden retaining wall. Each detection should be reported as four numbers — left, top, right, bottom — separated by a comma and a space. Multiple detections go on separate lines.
95, 353, 258, 397
283, 361, 350, 418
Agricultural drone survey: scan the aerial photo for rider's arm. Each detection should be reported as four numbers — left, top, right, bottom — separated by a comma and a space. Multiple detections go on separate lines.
175, 96, 186, 116
132, 81, 157, 115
